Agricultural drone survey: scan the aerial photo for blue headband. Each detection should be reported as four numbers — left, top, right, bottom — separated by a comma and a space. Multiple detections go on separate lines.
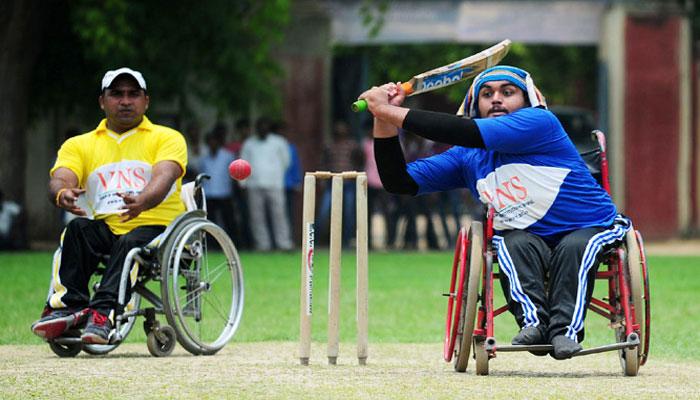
458, 65, 547, 118
472, 66, 529, 98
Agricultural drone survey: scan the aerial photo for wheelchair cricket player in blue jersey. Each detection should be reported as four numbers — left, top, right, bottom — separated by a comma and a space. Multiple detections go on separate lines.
358, 66, 648, 373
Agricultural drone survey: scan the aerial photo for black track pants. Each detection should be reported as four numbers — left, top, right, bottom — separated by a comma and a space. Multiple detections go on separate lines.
48, 218, 164, 316
494, 227, 608, 342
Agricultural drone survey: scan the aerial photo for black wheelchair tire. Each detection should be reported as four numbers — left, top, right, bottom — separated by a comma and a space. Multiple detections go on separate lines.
49, 340, 82, 358
147, 325, 177, 357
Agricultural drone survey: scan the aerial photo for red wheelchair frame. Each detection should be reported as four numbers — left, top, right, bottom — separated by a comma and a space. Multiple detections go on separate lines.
443, 131, 651, 376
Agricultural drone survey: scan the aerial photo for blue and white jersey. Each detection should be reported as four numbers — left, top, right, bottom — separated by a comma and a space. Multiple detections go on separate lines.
406, 107, 617, 242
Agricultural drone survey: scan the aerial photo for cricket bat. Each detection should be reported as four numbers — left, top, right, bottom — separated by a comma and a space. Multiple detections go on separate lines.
351, 39, 512, 112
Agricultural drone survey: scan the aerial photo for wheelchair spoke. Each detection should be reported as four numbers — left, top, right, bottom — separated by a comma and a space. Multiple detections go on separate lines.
205, 290, 227, 315
202, 261, 229, 285
175, 278, 234, 338
175, 279, 226, 310
199, 265, 234, 322
162, 219, 243, 354
175, 259, 227, 307
176, 284, 206, 309
203, 295, 232, 323
203, 234, 210, 279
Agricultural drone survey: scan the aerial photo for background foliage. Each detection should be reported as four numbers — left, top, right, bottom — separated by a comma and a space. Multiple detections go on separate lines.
33, 0, 290, 120
336, 42, 598, 112
0, 0, 290, 208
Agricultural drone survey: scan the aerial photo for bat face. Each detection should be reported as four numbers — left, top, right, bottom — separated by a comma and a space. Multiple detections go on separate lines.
420, 67, 476, 91
408, 39, 511, 96
351, 39, 512, 112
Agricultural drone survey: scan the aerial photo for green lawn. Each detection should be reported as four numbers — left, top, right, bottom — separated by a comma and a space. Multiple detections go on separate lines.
1, 250, 698, 361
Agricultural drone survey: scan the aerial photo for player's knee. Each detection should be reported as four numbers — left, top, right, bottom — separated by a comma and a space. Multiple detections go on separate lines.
558, 231, 591, 253
501, 230, 533, 252
65, 217, 92, 236
115, 235, 140, 251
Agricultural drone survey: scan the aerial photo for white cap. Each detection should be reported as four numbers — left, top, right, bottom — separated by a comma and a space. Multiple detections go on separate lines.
101, 67, 147, 91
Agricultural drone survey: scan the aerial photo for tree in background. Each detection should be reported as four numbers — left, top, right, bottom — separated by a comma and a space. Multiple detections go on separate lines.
0, 0, 289, 204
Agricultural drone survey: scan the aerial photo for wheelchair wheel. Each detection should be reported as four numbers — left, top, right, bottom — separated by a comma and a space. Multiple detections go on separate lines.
618, 228, 645, 376
161, 219, 244, 355
474, 337, 489, 375
453, 222, 483, 372
444, 228, 466, 362
49, 330, 82, 357
82, 293, 141, 356
147, 325, 177, 357
636, 231, 651, 366
49, 341, 82, 358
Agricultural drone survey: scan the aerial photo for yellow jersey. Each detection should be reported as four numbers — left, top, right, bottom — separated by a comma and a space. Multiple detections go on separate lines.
51, 116, 187, 235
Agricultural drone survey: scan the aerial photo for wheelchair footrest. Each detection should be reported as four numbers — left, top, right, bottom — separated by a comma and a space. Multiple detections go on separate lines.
572, 333, 639, 357
484, 333, 639, 357
488, 343, 554, 353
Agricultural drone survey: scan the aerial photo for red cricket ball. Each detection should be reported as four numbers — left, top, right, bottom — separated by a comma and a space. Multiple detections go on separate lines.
228, 159, 251, 181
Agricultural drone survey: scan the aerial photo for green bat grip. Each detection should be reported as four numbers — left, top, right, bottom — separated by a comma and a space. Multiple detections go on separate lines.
351, 99, 367, 113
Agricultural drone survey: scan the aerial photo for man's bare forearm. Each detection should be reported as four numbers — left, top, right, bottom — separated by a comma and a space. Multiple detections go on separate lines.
48, 178, 68, 204
134, 161, 182, 210
373, 117, 399, 139
137, 170, 179, 210
372, 104, 409, 133
117, 161, 182, 222
48, 169, 79, 205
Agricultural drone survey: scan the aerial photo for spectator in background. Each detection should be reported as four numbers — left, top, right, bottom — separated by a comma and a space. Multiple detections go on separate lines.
276, 121, 303, 243
240, 118, 293, 251
198, 125, 237, 240
0, 190, 23, 250
209, 122, 227, 145
184, 122, 203, 182
318, 121, 363, 247
227, 118, 252, 249
226, 118, 250, 155
396, 133, 439, 250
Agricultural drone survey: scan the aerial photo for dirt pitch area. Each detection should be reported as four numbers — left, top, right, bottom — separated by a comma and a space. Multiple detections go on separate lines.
1, 342, 698, 399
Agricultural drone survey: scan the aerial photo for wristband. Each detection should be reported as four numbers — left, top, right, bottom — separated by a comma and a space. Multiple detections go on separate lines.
55, 188, 69, 207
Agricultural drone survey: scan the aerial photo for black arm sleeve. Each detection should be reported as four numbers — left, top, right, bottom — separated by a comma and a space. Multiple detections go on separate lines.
402, 109, 485, 148
373, 136, 419, 195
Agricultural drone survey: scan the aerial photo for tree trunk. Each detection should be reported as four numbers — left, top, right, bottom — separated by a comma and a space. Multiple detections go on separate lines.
0, 0, 47, 204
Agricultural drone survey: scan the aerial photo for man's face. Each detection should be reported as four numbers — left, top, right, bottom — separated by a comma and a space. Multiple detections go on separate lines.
477, 80, 527, 118
99, 75, 149, 132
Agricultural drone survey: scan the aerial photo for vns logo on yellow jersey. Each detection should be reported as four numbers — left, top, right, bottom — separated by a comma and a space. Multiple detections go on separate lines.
80, 160, 175, 218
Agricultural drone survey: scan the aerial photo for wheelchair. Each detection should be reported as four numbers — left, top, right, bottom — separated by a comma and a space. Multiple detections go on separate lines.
443, 131, 651, 376
46, 174, 245, 357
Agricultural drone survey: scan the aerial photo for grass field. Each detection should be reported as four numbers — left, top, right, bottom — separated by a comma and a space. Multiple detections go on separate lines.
1, 250, 698, 362
1, 250, 699, 399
